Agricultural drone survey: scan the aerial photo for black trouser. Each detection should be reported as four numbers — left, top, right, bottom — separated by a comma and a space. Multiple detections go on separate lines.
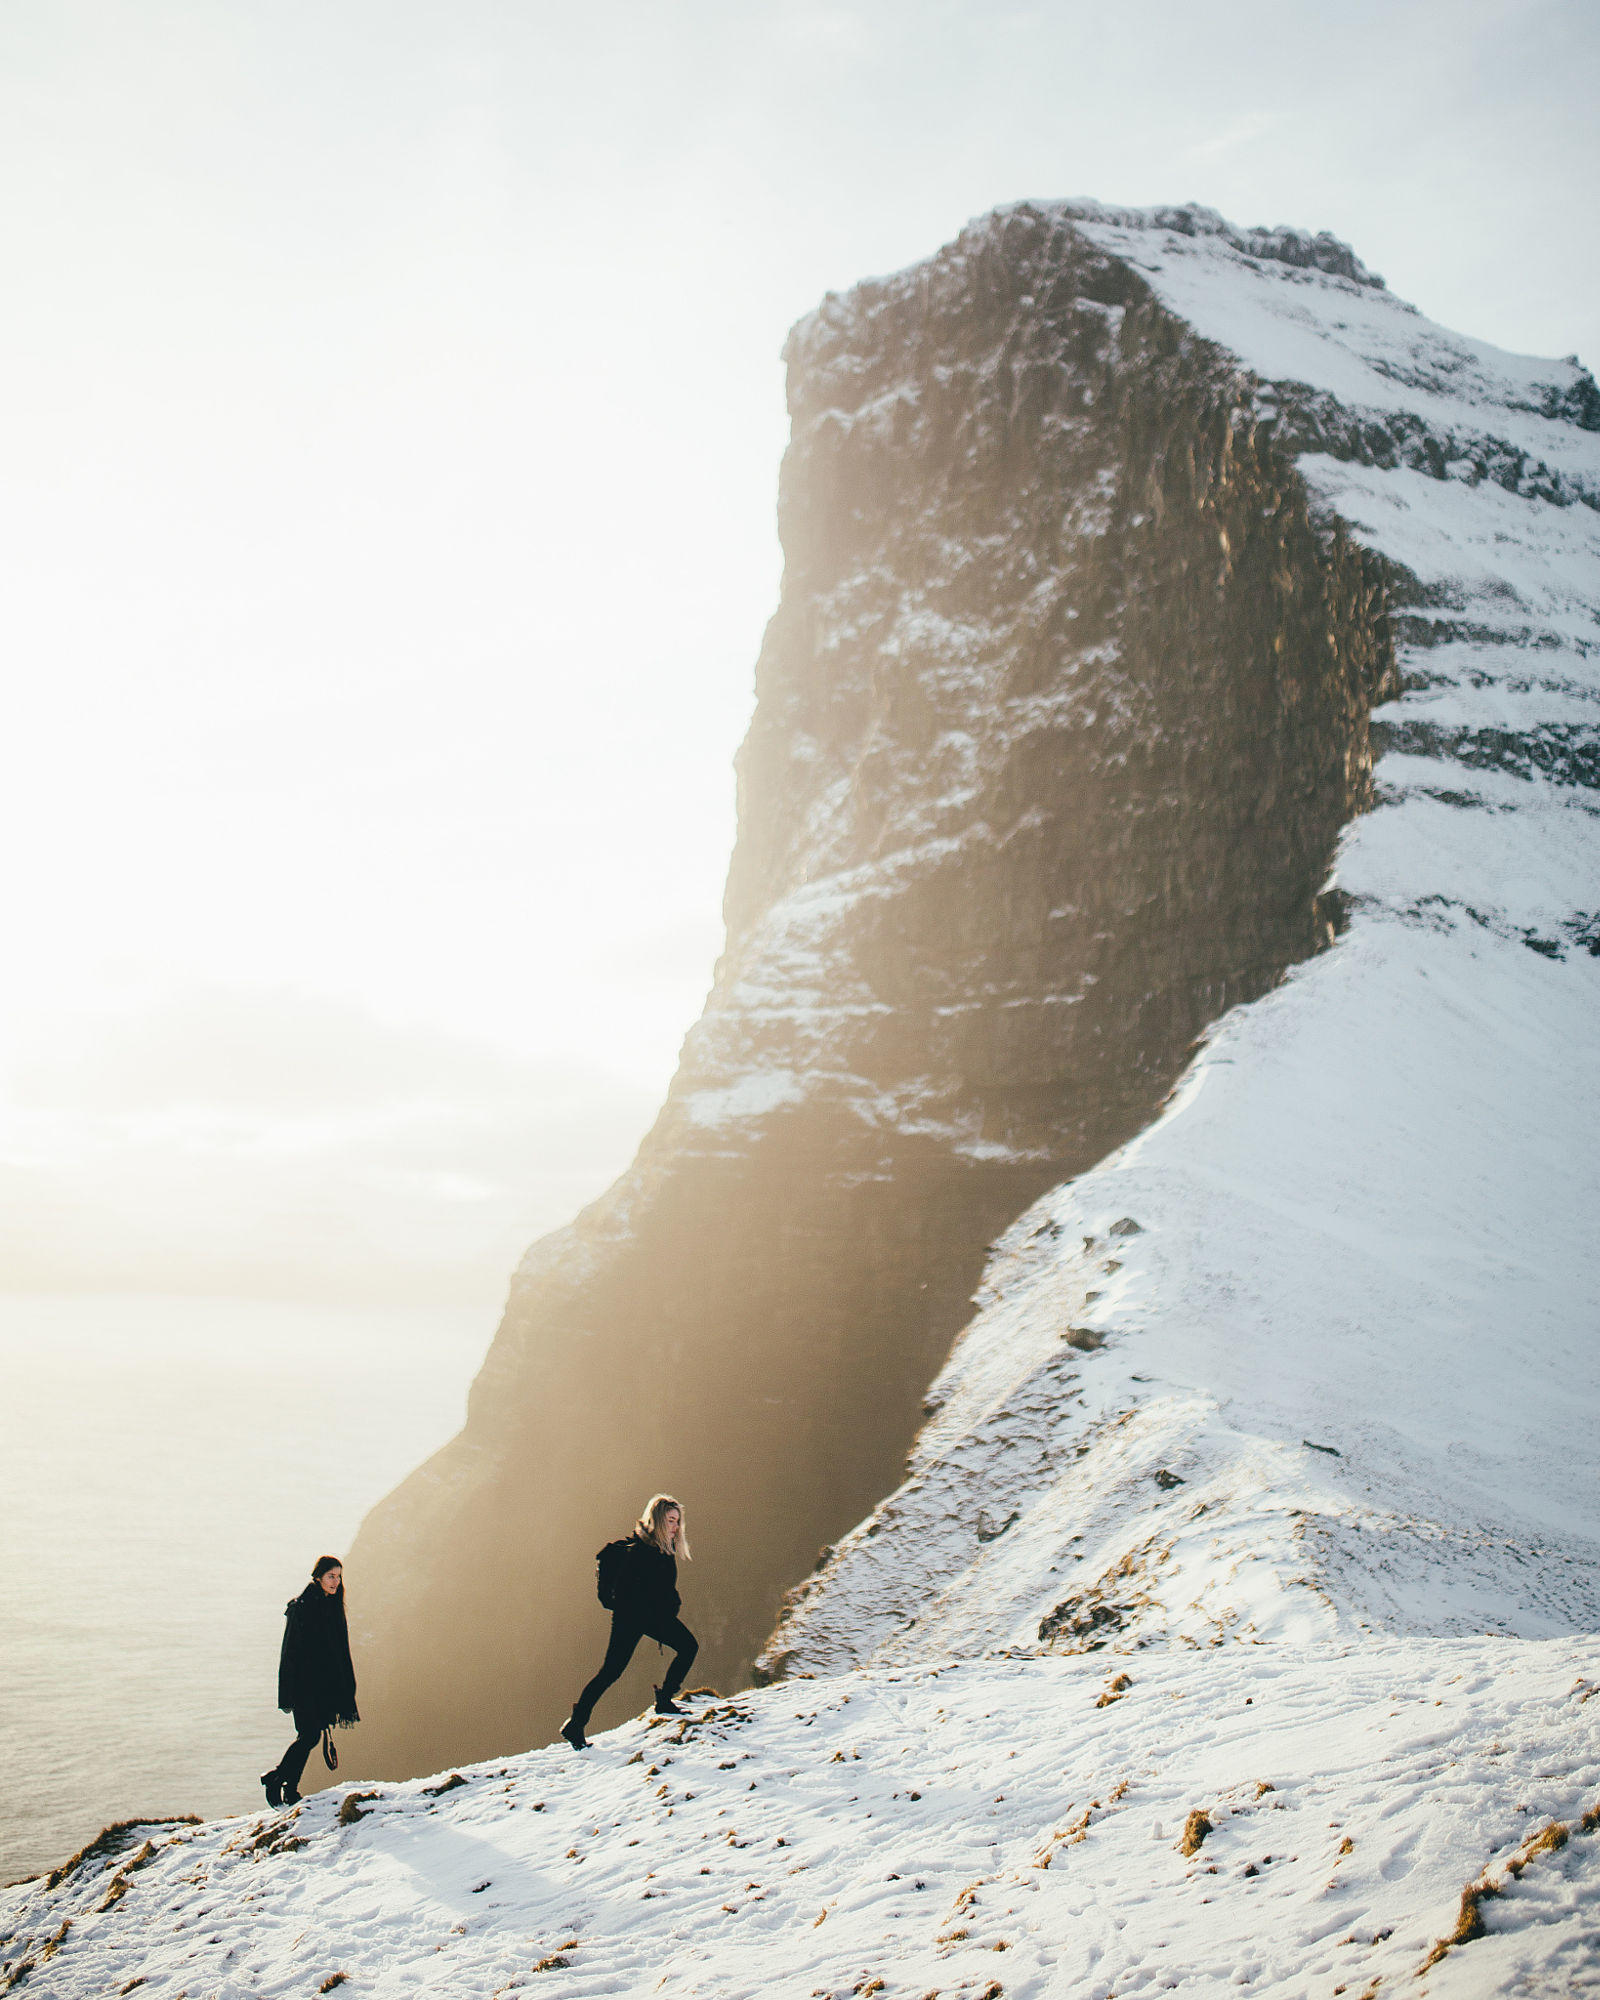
271, 1708, 326, 1793
572, 1614, 697, 1727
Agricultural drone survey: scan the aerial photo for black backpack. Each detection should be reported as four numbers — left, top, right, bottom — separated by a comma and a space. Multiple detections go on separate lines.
595, 1537, 639, 1611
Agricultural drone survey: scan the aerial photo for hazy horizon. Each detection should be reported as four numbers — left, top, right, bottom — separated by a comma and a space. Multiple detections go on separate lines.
2, 0, 1595, 1306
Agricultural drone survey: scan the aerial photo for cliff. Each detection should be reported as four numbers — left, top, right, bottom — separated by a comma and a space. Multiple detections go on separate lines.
345, 199, 1587, 1777
765, 205, 1600, 1677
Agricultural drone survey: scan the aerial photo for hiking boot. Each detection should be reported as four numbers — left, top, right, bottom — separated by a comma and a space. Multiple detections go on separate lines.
282, 1785, 302, 1805
260, 1769, 283, 1809
653, 1688, 684, 1716
560, 1715, 590, 1751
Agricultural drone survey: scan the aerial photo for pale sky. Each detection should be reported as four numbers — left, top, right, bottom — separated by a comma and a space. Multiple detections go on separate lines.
1, 0, 1595, 1305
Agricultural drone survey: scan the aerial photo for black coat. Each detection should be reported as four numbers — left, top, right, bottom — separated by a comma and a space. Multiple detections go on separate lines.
277, 1583, 360, 1728
620, 1533, 681, 1625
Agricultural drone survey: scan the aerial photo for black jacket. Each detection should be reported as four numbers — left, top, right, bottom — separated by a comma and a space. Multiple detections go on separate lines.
277, 1583, 360, 1727
620, 1533, 681, 1624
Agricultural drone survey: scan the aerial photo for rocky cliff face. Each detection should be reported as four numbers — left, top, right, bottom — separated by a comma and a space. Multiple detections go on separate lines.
347, 204, 1400, 1777
763, 206, 1600, 1679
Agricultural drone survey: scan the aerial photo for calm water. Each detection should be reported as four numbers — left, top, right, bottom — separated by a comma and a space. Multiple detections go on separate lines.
0, 1293, 487, 1881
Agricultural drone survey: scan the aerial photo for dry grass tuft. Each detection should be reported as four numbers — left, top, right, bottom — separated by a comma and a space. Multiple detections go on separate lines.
44, 1824, 139, 1891
37, 1919, 71, 1963
97, 1840, 158, 1910
242, 1817, 306, 1858
1421, 1878, 1495, 1968
338, 1792, 380, 1827
319, 1976, 350, 1993
43, 1816, 198, 1892
1518, 1820, 1568, 1865
423, 1774, 467, 1797
1582, 1800, 1600, 1835
1178, 1810, 1212, 1857
1419, 1815, 1575, 1972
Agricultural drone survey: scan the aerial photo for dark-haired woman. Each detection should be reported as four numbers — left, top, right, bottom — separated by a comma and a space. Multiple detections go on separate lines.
261, 1555, 360, 1806
562, 1493, 698, 1750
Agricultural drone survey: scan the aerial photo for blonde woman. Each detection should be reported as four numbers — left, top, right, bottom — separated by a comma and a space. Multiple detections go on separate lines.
562, 1494, 697, 1750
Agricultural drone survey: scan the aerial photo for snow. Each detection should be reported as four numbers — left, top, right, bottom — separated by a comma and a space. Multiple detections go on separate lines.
1299, 456, 1600, 654
681, 1069, 808, 1129
767, 915, 1599, 1673
1058, 203, 1600, 503
6, 1645, 1599, 1998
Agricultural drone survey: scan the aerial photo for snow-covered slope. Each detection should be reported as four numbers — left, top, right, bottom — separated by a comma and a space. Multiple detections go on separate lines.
6, 1644, 1599, 1999
764, 204, 1600, 1681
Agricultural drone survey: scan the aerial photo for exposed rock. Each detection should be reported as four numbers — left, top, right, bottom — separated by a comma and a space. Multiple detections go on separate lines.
758, 209, 1600, 1682
347, 203, 1397, 1775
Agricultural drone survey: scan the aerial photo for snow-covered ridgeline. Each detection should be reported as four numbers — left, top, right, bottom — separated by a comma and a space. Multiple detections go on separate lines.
1068, 201, 1600, 508
764, 209, 1600, 1679
5, 1643, 1599, 2000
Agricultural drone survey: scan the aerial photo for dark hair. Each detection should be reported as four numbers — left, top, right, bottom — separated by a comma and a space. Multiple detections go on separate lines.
306, 1554, 346, 1615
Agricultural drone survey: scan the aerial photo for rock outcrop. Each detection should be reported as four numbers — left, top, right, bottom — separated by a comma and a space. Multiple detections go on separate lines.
762, 205, 1600, 1679
348, 202, 1407, 1776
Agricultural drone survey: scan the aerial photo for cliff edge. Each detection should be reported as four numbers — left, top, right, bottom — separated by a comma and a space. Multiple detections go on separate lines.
346, 200, 1595, 1777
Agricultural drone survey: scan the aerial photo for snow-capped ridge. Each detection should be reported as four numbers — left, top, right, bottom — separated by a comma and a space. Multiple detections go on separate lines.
1042, 198, 1388, 290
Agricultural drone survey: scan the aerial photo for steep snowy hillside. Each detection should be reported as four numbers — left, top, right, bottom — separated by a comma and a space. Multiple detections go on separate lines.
764, 205, 1600, 1682
6, 1645, 1599, 1998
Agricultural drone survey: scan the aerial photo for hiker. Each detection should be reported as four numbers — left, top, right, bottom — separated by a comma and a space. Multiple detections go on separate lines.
260, 1555, 360, 1807
562, 1493, 698, 1750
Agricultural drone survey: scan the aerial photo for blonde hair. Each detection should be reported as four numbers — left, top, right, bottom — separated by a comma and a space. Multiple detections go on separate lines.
637, 1492, 691, 1561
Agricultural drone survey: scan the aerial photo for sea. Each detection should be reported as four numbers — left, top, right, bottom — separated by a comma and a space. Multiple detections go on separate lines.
0, 1293, 487, 1882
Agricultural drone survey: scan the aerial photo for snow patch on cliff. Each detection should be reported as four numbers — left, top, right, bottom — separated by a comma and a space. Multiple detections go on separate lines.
682, 1068, 809, 1129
